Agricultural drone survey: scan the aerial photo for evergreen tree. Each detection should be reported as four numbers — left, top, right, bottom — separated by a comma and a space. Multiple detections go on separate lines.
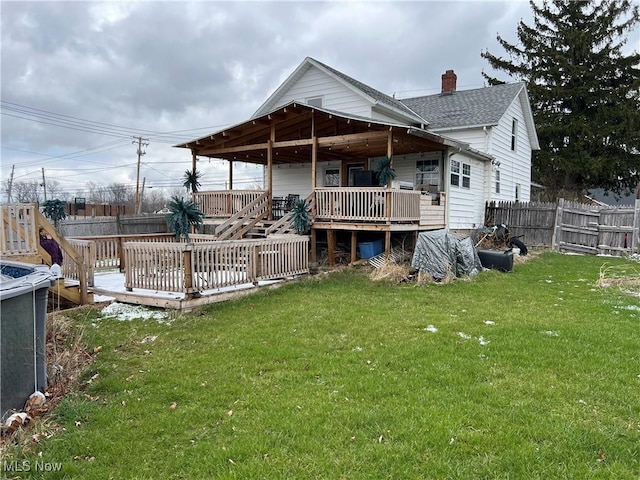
482, 0, 640, 199
41, 199, 67, 228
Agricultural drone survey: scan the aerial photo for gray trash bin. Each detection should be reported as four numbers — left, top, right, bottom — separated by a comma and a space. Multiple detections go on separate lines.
0, 261, 54, 420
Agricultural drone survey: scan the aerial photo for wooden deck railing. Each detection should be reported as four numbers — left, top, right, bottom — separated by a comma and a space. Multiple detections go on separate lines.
123, 236, 309, 295
1, 204, 90, 304
193, 190, 267, 218
314, 188, 421, 223
68, 234, 175, 273
1, 203, 40, 255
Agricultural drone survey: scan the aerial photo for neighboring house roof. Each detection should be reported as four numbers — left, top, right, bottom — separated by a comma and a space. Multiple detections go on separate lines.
252, 57, 427, 125
586, 187, 639, 206
400, 82, 540, 150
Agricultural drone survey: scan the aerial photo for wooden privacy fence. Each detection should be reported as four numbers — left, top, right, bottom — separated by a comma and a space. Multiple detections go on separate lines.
485, 199, 640, 255
123, 236, 309, 296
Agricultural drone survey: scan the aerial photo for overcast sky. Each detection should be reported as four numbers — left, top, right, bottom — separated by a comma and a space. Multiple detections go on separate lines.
1, 0, 628, 203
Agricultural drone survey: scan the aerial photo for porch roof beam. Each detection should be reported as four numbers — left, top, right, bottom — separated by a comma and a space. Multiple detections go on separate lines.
196, 130, 390, 156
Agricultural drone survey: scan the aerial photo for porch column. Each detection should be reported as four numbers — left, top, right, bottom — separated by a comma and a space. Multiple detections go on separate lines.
267, 132, 274, 219
191, 151, 197, 202
311, 111, 317, 190
228, 160, 233, 190
386, 128, 394, 224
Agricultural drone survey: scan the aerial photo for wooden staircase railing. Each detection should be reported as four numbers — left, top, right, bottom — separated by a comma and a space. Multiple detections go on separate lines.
215, 192, 270, 241
266, 193, 315, 236
1, 203, 91, 305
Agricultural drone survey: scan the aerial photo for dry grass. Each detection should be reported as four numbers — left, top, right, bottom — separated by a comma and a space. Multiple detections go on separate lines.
369, 261, 412, 284
1, 308, 94, 455
596, 262, 640, 297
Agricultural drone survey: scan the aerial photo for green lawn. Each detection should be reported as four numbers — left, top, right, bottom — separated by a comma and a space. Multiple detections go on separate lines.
4, 252, 640, 479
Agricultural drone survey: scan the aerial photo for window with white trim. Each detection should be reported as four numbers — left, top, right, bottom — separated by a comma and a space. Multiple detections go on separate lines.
462, 163, 471, 188
495, 169, 501, 194
515, 183, 521, 201
450, 159, 460, 187
416, 159, 439, 187
451, 159, 471, 189
511, 118, 518, 151
324, 168, 340, 186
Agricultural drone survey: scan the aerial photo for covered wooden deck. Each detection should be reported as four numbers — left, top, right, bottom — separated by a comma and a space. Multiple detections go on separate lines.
176, 102, 457, 264
193, 188, 446, 264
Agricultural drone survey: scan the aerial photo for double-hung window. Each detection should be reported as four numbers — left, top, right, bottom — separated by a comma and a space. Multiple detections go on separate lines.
450, 159, 471, 189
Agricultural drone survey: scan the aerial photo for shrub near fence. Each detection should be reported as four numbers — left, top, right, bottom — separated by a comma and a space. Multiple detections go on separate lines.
485, 199, 640, 255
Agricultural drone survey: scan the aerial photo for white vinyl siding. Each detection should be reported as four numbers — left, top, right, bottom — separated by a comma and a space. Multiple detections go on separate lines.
270, 68, 372, 118
446, 154, 486, 230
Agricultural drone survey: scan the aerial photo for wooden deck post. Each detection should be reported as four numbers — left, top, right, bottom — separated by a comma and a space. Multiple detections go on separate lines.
183, 246, 195, 299
311, 228, 317, 263
327, 230, 336, 267
385, 230, 391, 259
351, 231, 357, 264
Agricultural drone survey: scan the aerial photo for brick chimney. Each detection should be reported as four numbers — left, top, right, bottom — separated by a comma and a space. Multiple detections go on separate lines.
441, 69, 457, 95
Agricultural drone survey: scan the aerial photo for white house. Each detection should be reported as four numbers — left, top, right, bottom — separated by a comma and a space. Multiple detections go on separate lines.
176, 57, 539, 262
251, 57, 539, 230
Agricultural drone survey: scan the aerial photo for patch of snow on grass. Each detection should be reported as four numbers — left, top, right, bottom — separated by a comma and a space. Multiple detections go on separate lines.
100, 302, 172, 324
424, 325, 438, 333
541, 330, 559, 337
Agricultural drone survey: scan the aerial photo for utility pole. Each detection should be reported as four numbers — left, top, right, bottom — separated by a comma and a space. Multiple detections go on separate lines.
41, 167, 47, 201
7, 165, 14, 203
133, 136, 149, 214
138, 177, 146, 214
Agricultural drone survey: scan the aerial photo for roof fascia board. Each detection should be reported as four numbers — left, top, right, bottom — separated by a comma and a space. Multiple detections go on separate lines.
430, 123, 499, 133
518, 84, 540, 150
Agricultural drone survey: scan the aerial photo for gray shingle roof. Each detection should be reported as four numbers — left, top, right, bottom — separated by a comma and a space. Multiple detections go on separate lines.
311, 58, 424, 122
400, 82, 525, 130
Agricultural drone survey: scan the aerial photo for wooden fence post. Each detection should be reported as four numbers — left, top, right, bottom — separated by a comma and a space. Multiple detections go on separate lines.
118, 236, 126, 273
552, 198, 563, 251
183, 245, 195, 298
633, 199, 640, 254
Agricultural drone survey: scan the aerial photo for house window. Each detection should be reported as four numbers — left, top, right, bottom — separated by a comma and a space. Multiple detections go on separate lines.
451, 159, 470, 189
307, 96, 323, 108
416, 159, 439, 188
324, 168, 340, 187
450, 159, 460, 187
495, 169, 501, 194
511, 118, 518, 151
515, 183, 521, 201
462, 163, 471, 188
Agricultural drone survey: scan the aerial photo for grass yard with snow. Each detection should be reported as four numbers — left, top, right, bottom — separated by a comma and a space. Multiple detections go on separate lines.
4, 251, 640, 479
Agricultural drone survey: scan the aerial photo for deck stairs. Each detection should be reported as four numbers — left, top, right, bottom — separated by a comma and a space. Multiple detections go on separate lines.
1, 204, 92, 306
